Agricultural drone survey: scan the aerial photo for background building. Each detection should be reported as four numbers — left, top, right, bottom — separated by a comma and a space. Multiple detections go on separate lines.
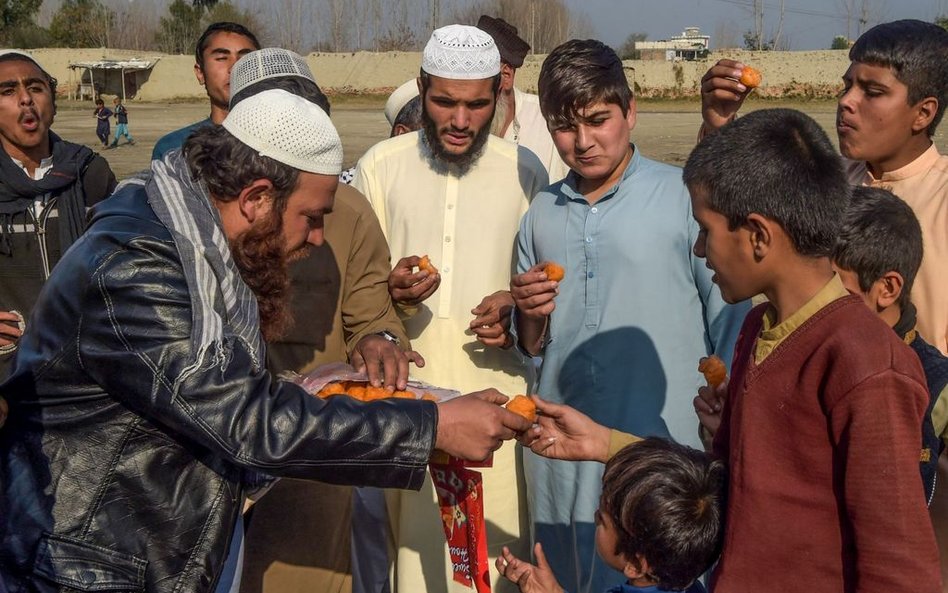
636, 27, 711, 61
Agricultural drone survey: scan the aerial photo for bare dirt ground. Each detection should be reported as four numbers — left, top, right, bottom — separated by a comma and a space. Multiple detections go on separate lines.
51, 98, 946, 180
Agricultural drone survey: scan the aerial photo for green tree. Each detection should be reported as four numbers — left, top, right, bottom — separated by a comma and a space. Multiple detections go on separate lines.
743, 30, 773, 51
49, 0, 115, 48
830, 35, 849, 49
616, 32, 647, 60
155, 0, 204, 54
936, 15, 948, 31
202, 1, 264, 39
0, 0, 42, 44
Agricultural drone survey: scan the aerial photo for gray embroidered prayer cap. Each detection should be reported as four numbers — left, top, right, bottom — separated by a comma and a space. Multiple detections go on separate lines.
222, 88, 342, 175
422, 24, 501, 80
229, 48, 315, 109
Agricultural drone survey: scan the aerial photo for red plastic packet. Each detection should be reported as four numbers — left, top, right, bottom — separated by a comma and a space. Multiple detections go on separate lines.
430, 456, 492, 593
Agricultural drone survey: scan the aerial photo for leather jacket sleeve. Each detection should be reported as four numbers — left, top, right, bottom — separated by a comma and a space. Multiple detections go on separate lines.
77, 236, 436, 490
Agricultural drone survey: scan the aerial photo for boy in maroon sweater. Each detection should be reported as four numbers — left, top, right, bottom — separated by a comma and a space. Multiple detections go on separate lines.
683, 108, 940, 592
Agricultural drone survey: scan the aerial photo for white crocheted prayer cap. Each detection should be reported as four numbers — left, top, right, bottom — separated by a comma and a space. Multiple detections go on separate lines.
422, 24, 500, 80
229, 47, 316, 108
223, 89, 342, 175
384, 79, 420, 127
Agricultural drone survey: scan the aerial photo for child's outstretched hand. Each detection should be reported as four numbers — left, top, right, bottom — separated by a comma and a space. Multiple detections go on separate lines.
518, 396, 613, 463
495, 542, 564, 593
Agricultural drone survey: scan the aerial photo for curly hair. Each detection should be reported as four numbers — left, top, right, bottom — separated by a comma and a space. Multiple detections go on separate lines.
182, 125, 300, 210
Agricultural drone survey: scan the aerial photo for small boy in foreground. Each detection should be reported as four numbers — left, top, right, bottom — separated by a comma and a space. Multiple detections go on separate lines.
496, 437, 724, 593
684, 108, 940, 592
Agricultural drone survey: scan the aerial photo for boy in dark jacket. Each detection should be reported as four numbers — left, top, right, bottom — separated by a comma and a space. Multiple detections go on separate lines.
0, 51, 116, 379
93, 97, 111, 147
832, 185, 948, 506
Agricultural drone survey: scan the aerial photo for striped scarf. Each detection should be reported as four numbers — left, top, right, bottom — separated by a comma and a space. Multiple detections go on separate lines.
124, 150, 264, 385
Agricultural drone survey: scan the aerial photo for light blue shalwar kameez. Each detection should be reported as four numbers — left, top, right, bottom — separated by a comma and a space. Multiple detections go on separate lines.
513, 147, 749, 593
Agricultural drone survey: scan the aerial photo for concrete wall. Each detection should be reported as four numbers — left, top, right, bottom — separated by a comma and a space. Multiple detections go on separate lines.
24, 47, 852, 102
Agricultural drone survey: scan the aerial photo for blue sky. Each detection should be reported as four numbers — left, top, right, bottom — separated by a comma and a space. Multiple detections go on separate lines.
566, 0, 948, 50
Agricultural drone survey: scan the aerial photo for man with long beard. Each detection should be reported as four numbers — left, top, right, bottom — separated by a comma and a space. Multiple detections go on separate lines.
0, 89, 532, 593
352, 24, 548, 593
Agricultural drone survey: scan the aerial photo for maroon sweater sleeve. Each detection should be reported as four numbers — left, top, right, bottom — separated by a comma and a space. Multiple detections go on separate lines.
828, 369, 942, 593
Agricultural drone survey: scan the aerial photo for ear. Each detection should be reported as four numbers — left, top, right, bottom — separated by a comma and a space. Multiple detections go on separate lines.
622, 553, 651, 581
625, 97, 637, 131
912, 96, 938, 134
871, 270, 905, 310
500, 64, 515, 91
236, 179, 275, 224
416, 76, 424, 97
393, 123, 412, 137
194, 63, 206, 86
744, 212, 774, 260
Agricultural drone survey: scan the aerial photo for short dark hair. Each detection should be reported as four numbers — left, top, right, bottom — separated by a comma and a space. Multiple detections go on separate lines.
538, 39, 632, 130
683, 108, 850, 258
95, 97, 104, 105
601, 438, 725, 591
850, 20, 948, 137
183, 125, 299, 211
0, 53, 57, 109
392, 96, 422, 135
833, 186, 922, 308
195, 22, 261, 70
229, 76, 331, 115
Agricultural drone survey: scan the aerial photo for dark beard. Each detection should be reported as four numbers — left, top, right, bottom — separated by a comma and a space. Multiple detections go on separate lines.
421, 105, 494, 175
229, 213, 294, 342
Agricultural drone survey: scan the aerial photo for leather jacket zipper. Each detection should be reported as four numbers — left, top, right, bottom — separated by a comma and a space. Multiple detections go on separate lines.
30, 194, 58, 280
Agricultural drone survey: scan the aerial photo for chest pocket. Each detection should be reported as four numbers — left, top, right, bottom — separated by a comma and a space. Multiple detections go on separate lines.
32, 533, 146, 592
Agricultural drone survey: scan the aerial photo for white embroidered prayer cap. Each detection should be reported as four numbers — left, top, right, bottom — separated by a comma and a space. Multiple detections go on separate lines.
229, 47, 315, 108
223, 88, 342, 175
384, 79, 420, 127
421, 24, 500, 80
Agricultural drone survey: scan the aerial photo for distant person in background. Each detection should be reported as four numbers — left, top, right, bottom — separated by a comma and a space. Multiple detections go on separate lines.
339, 79, 422, 185
109, 96, 134, 147
0, 50, 116, 381
93, 97, 112, 147
385, 79, 423, 137
152, 21, 260, 160
476, 14, 569, 181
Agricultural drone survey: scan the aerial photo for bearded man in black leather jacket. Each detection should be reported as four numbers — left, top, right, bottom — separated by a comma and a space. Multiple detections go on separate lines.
0, 89, 531, 593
